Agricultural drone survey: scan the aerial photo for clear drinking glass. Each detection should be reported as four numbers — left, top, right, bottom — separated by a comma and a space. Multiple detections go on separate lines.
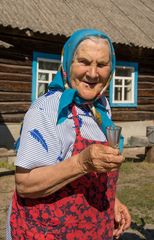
106, 126, 122, 148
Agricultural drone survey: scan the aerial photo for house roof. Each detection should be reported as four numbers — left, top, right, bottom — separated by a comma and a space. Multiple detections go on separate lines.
0, 0, 154, 48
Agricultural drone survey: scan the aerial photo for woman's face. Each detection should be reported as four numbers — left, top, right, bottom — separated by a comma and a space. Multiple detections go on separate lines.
70, 38, 111, 100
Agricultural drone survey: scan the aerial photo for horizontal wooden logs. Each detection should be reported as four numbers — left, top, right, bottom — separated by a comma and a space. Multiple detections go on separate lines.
112, 111, 154, 121
138, 82, 154, 88
138, 89, 154, 97
139, 75, 154, 82
139, 68, 154, 75
0, 72, 32, 81
0, 48, 32, 61
138, 97, 154, 105
0, 92, 31, 101
112, 104, 154, 112
0, 102, 30, 113
0, 58, 31, 66
0, 63, 32, 74
0, 113, 24, 123
136, 104, 154, 111
0, 80, 31, 92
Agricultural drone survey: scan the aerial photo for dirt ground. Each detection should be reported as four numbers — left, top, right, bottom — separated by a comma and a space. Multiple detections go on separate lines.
0, 168, 154, 240
0, 174, 15, 240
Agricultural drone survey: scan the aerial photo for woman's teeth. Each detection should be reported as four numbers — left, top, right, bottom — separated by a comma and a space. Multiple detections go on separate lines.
84, 80, 96, 84
84, 81, 97, 87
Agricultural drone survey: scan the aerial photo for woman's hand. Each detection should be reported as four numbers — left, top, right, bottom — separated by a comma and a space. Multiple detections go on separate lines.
77, 144, 123, 173
15, 144, 123, 198
113, 198, 131, 239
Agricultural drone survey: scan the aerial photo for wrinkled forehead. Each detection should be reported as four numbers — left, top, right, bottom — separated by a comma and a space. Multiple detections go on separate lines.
73, 37, 111, 59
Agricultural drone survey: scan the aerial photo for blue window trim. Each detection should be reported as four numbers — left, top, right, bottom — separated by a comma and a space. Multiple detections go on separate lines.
32, 52, 61, 102
109, 61, 138, 107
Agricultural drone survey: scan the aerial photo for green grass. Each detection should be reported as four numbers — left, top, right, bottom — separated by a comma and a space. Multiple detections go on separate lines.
117, 161, 154, 224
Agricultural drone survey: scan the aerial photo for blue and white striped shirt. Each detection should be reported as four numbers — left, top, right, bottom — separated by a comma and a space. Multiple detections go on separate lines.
6, 91, 111, 240
16, 91, 111, 169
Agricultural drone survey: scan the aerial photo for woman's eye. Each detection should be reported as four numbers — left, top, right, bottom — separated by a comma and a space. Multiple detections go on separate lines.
79, 60, 90, 66
97, 63, 104, 68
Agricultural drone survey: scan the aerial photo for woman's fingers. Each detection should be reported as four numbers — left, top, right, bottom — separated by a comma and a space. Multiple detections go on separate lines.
103, 153, 123, 163
78, 144, 124, 173
92, 159, 122, 172
91, 144, 123, 168
113, 199, 132, 239
90, 144, 120, 157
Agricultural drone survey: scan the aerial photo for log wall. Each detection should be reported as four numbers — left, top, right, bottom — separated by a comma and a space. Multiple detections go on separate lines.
0, 58, 32, 122
0, 29, 154, 123
0, 30, 64, 123
112, 44, 154, 121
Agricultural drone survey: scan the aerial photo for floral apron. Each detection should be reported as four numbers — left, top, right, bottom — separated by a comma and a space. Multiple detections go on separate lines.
10, 105, 118, 240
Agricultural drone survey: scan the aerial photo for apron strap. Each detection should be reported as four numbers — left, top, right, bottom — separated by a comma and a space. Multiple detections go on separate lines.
72, 104, 82, 138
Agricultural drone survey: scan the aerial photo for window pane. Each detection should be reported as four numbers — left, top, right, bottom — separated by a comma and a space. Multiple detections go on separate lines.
125, 79, 132, 86
38, 72, 49, 81
38, 83, 48, 97
115, 67, 133, 77
115, 79, 122, 85
124, 87, 132, 101
51, 73, 56, 81
39, 61, 60, 70
115, 87, 122, 100
124, 79, 132, 101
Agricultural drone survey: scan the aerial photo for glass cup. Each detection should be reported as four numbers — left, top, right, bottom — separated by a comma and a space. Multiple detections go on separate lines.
106, 126, 122, 148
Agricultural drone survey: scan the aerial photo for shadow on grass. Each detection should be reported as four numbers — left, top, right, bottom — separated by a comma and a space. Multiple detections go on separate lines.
119, 219, 154, 240
0, 120, 15, 149
125, 154, 145, 163
120, 232, 143, 240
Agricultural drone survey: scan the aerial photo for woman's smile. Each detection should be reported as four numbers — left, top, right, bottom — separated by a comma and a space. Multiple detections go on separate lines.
81, 79, 99, 87
70, 38, 111, 100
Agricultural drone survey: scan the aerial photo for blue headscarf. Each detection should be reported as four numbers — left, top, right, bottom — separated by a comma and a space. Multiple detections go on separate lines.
48, 29, 124, 152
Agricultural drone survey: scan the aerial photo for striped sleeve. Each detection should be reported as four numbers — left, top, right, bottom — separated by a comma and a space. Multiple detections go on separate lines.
16, 108, 61, 169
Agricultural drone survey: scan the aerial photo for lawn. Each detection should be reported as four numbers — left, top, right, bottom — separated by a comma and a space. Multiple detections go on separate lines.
117, 161, 154, 225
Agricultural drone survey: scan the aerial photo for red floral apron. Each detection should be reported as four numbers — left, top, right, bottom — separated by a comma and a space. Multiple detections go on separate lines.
10, 105, 118, 239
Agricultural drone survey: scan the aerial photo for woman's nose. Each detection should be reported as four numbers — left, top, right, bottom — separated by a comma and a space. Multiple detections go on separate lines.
87, 65, 98, 79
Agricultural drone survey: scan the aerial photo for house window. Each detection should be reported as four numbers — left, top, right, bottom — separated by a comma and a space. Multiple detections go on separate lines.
32, 52, 61, 101
109, 61, 138, 107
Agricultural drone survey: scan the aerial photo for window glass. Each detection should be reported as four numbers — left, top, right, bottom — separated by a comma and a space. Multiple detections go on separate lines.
38, 83, 48, 97
39, 61, 60, 70
125, 79, 132, 86
38, 72, 49, 81
114, 66, 134, 103
109, 62, 138, 107
115, 79, 122, 85
32, 53, 61, 101
37, 59, 60, 98
115, 67, 132, 77
115, 87, 122, 101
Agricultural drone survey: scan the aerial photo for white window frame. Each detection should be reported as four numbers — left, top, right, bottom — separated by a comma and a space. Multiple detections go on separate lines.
109, 61, 138, 107
32, 52, 61, 101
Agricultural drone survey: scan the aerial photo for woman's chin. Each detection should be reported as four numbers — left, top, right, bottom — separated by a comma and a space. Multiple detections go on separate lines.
78, 91, 98, 101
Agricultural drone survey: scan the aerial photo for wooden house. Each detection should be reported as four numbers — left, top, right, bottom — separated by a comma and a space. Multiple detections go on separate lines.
0, 0, 154, 149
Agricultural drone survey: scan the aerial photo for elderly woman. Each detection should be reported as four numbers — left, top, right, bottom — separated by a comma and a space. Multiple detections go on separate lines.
7, 29, 131, 239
